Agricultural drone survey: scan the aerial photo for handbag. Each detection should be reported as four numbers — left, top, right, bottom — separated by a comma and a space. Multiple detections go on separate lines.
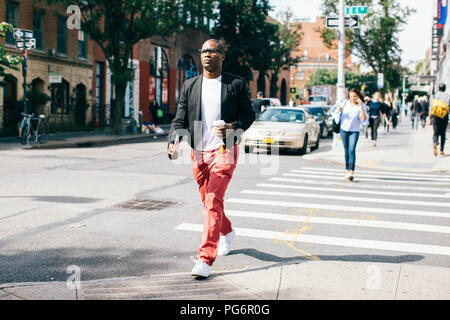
332, 118, 340, 134
332, 100, 347, 134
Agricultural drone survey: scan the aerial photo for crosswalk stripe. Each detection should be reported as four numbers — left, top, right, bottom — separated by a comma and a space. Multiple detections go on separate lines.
225, 198, 450, 218
225, 210, 450, 234
257, 183, 450, 199
270, 177, 450, 193
242, 189, 450, 208
175, 223, 450, 256
284, 172, 450, 186
299, 166, 450, 179
292, 169, 450, 183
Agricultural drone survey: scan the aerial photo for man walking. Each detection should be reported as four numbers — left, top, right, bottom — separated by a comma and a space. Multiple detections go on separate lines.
167, 39, 255, 278
430, 83, 450, 157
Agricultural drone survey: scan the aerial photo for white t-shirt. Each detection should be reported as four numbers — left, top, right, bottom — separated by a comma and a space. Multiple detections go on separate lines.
197, 75, 223, 151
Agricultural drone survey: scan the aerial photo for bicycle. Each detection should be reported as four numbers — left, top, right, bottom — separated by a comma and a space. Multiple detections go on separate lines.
20, 113, 48, 145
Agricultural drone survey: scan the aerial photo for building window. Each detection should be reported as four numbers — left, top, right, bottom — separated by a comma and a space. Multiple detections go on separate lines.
151, 47, 169, 119
78, 30, 87, 58
5, 2, 19, 45
297, 72, 304, 80
177, 54, 197, 102
57, 16, 67, 55
33, 10, 44, 50
50, 79, 70, 114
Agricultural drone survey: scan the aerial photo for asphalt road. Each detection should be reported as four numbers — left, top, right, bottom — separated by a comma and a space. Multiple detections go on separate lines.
1, 132, 450, 284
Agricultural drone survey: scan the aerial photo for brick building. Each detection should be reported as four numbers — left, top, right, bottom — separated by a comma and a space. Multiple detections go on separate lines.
0, 0, 94, 136
1, 2, 290, 136
289, 17, 355, 102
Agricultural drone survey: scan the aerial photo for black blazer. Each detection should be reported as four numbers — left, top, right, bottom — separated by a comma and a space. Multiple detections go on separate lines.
168, 72, 256, 149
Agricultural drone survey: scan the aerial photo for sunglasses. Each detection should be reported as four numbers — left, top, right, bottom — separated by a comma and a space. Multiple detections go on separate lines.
199, 48, 223, 54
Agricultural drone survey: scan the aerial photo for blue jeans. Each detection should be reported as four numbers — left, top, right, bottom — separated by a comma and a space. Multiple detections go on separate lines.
340, 130, 360, 171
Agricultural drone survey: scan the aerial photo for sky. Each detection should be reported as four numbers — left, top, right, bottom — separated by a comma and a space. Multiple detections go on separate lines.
269, 0, 434, 65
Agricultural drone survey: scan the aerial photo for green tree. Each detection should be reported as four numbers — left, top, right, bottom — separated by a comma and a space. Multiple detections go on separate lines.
268, 8, 302, 97
212, 0, 278, 82
0, 22, 21, 87
47, 0, 182, 134
319, 0, 414, 92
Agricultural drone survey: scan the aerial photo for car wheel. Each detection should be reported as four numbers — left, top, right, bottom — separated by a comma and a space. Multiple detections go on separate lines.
311, 134, 320, 151
298, 134, 308, 155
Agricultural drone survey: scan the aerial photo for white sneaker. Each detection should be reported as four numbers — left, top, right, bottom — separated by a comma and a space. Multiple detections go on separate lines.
217, 229, 235, 256
190, 257, 210, 278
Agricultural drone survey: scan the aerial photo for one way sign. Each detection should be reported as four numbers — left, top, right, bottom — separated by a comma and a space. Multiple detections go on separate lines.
326, 16, 359, 29
13, 28, 34, 40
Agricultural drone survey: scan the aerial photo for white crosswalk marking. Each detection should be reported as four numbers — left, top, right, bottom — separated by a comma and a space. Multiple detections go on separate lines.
175, 223, 450, 256
257, 183, 450, 199
283, 172, 450, 186
240, 189, 450, 208
176, 165, 450, 258
291, 169, 450, 183
269, 177, 450, 193
299, 166, 450, 180
225, 198, 450, 218
225, 210, 450, 234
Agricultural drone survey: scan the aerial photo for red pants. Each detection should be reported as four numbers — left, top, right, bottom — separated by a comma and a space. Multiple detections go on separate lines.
191, 144, 239, 266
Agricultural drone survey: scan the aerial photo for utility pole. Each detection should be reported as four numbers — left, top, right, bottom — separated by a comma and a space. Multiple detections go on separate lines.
402, 75, 407, 118
22, 48, 28, 114
337, 0, 346, 104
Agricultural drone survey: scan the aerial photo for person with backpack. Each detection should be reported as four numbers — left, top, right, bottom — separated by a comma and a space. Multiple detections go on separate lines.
430, 83, 450, 157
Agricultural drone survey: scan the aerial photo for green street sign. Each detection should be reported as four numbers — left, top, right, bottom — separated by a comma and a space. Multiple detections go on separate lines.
345, 6, 368, 16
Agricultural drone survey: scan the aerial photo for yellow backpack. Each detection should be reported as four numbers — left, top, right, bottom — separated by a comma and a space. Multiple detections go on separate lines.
431, 99, 449, 119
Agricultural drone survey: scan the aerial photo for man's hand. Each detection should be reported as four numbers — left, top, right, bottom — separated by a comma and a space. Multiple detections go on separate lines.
167, 144, 175, 160
214, 123, 234, 140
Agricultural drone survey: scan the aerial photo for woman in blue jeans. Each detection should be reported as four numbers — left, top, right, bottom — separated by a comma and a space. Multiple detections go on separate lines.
334, 88, 369, 181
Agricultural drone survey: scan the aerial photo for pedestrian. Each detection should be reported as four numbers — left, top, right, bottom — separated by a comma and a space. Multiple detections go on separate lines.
363, 96, 371, 139
149, 99, 160, 126
382, 95, 393, 134
411, 95, 421, 130
420, 95, 429, 129
430, 83, 450, 157
251, 91, 265, 115
367, 92, 383, 147
16, 99, 26, 140
333, 88, 368, 181
167, 39, 255, 278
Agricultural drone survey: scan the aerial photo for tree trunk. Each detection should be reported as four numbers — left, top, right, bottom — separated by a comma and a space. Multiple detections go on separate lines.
112, 81, 127, 135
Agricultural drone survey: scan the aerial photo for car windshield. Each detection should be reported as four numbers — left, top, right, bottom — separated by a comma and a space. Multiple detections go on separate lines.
257, 109, 305, 123
305, 107, 324, 116
309, 96, 326, 102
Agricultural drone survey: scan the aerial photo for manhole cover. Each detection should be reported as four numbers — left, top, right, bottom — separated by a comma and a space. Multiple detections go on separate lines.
111, 199, 178, 211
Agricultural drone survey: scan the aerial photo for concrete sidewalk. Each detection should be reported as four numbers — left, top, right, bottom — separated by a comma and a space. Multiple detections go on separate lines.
1, 260, 449, 300
304, 120, 450, 173
0, 125, 170, 151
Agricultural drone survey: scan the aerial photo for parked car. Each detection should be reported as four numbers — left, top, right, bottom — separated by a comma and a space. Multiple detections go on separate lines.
304, 105, 333, 137
242, 106, 320, 155
309, 95, 329, 105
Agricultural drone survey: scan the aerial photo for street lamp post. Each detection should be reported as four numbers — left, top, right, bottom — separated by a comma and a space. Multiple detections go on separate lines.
337, 0, 346, 104
316, 51, 335, 86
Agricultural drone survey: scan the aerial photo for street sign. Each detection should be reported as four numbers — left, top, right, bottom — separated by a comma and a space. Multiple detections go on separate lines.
49, 72, 62, 84
377, 73, 384, 89
345, 6, 369, 16
16, 38, 36, 50
13, 28, 34, 40
326, 16, 359, 28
